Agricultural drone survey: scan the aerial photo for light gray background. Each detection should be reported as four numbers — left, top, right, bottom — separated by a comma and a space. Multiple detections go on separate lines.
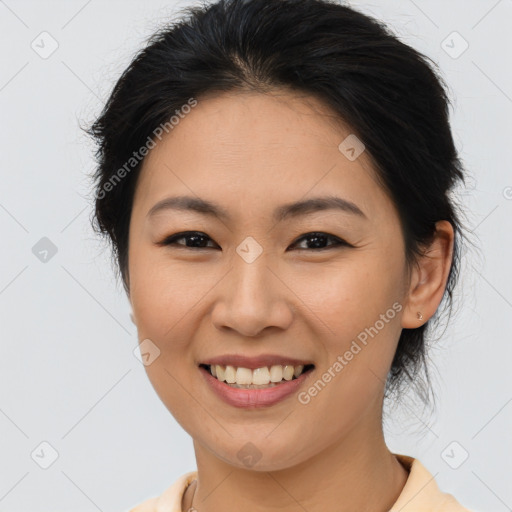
1, 0, 511, 511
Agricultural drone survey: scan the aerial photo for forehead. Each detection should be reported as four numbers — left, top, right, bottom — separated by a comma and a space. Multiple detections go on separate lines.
132, 90, 391, 224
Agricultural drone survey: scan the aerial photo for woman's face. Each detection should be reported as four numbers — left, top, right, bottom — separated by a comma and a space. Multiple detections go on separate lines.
127, 90, 410, 470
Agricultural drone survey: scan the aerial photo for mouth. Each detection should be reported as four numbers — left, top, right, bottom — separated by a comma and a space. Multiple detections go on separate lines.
199, 363, 315, 389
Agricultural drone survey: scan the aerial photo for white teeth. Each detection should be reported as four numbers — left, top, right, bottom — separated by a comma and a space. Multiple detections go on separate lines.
282, 365, 294, 381
224, 365, 236, 383
216, 365, 225, 381
235, 367, 253, 385
269, 365, 283, 382
208, 363, 310, 386
252, 367, 270, 385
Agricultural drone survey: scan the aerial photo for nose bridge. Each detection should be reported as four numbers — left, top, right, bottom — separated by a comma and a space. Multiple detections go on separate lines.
212, 238, 291, 336
229, 243, 275, 308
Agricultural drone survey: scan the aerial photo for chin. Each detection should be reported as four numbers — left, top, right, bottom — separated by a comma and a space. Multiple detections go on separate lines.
208, 434, 310, 472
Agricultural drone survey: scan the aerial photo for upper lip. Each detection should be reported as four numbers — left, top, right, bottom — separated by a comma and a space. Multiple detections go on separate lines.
200, 354, 314, 370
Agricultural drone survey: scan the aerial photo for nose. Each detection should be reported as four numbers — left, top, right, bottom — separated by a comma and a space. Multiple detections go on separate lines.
211, 254, 293, 337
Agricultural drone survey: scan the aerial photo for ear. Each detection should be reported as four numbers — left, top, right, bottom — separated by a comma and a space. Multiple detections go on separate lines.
401, 220, 454, 328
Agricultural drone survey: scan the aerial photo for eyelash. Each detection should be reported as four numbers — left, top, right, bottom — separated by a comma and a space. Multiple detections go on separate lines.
158, 231, 353, 251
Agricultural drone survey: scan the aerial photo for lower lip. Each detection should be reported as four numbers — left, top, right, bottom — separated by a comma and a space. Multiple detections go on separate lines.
199, 366, 314, 408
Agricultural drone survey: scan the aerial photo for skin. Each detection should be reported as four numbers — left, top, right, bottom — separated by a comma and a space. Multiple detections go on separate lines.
127, 89, 454, 512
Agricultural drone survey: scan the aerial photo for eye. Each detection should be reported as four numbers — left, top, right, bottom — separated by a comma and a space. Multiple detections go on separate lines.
289, 232, 353, 251
158, 231, 352, 251
158, 231, 219, 249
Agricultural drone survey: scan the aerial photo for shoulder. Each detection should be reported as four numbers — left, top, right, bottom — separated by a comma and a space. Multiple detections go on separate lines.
437, 493, 475, 512
391, 454, 474, 512
128, 497, 159, 512
127, 471, 198, 512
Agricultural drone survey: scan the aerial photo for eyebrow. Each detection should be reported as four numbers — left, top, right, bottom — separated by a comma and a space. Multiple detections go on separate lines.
146, 195, 367, 222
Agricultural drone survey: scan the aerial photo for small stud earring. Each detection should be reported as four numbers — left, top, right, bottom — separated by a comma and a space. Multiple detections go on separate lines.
417, 311, 423, 321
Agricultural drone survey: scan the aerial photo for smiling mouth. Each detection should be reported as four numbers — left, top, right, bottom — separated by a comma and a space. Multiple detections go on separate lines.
199, 363, 315, 389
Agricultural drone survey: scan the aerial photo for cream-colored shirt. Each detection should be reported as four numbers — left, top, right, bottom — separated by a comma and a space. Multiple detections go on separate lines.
128, 453, 473, 512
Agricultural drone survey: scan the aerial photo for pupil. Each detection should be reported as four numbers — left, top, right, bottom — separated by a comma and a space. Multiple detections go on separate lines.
188, 234, 206, 247
308, 234, 326, 249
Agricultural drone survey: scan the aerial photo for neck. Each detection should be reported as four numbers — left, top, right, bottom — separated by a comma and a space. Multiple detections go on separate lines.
184, 408, 409, 512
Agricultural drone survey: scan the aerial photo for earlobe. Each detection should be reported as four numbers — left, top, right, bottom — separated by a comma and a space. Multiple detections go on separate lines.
401, 220, 454, 329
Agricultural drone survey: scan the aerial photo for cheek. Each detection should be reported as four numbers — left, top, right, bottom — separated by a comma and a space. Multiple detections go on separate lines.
128, 249, 203, 426
304, 254, 405, 336
300, 247, 405, 392
128, 244, 211, 343
294, 265, 404, 438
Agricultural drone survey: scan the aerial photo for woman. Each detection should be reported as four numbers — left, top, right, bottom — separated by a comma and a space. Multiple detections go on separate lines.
86, 0, 472, 510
